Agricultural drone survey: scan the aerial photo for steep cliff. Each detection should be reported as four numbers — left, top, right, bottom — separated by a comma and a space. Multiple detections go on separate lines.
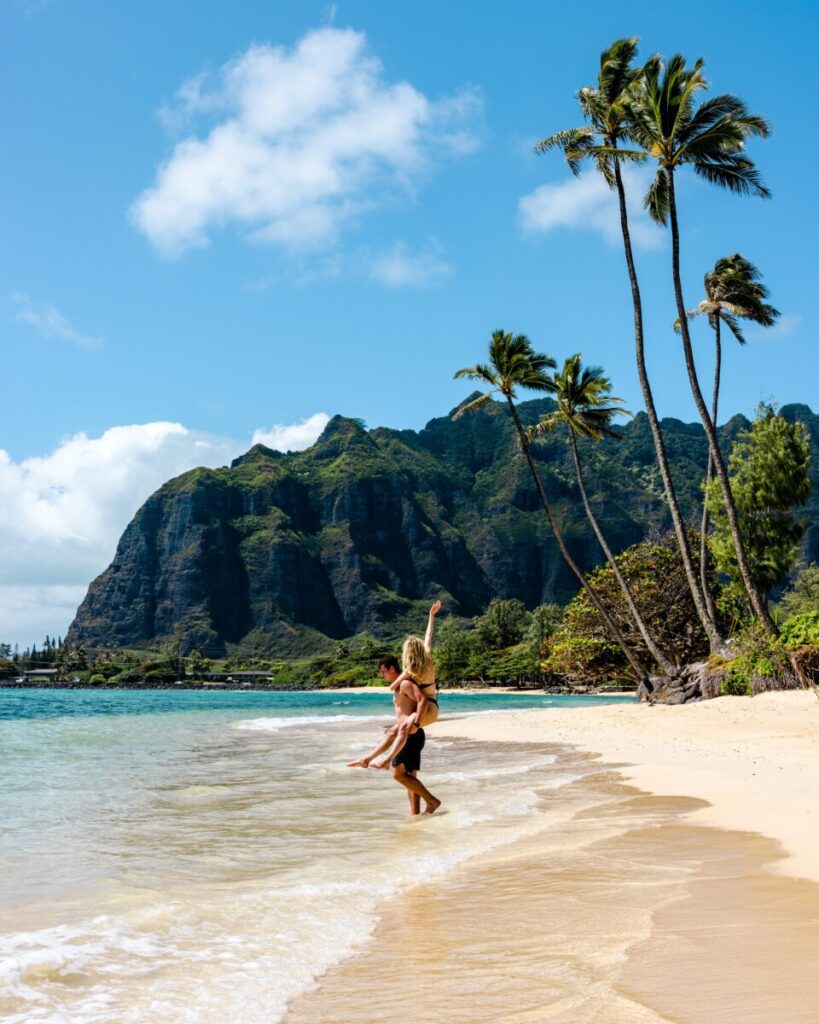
67, 400, 819, 654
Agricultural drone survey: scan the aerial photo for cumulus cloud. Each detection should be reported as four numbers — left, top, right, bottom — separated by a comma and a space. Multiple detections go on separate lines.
368, 239, 452, 288
10, 291, 103, 349
252, 412, 330, 449
132, 27, 482, 257
0, 414, 328, 646
518, 167, 663, 251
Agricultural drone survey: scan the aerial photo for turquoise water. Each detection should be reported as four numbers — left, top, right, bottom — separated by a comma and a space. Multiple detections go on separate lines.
0, 688, 628, 1023
0, 687, 620, 720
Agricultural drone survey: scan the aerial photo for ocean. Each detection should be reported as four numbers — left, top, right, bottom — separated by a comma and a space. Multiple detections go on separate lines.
0, 688, 625, 1023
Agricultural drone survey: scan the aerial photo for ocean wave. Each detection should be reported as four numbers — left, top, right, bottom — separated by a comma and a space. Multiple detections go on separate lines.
233, 713, 393, 732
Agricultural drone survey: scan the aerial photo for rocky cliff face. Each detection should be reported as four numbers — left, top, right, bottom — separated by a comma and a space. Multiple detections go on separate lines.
67, 400, 819, 654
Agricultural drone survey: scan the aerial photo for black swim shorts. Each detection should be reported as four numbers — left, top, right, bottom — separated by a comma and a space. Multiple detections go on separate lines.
392, 727, 426, 773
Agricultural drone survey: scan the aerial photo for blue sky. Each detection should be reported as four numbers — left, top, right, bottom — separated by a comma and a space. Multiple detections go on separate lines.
2, 0, 817, 645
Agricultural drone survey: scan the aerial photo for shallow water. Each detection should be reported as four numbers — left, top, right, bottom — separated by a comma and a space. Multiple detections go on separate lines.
0, 688, 622, 1023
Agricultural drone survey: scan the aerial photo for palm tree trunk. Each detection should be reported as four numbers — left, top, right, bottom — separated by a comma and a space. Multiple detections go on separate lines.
505, 397, 650, 685
699, 317, 720, 623
568, 429, 676, 674
612, 160, 724, 653
666, 169, 776, 634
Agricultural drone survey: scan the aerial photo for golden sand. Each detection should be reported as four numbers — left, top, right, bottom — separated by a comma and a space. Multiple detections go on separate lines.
285, 693, 819, 1023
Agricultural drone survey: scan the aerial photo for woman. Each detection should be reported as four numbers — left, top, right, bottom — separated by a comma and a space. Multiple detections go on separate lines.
347, 601, 441, 770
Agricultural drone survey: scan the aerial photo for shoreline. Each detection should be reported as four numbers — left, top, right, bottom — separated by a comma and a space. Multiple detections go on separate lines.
0, 681, 635, 696
436, 690, 819, 884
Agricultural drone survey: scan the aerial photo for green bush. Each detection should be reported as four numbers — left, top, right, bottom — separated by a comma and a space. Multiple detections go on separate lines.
779, 611, 819, 649
320, 665, 374, 688
89, 673, 107, 684
110, 667, 142, 684
142, 668, 177, 683
721, 624, 793, 696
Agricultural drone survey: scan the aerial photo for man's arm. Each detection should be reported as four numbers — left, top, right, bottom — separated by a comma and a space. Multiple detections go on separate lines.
373, 680, 426, 767
424, 600, 442, 656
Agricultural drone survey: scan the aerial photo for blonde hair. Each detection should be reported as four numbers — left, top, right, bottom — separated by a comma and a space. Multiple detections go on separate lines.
402, 635, 430, 677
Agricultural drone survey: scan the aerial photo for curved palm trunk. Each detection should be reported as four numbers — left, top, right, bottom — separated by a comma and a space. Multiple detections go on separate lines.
505, 397, 650, 685
699, 316, 720, 623
612, 161, 724, 653
568, 429, 676, 674
666, 170, 776, 634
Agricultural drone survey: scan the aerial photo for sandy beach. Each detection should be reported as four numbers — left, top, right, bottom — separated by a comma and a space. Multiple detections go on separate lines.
285, 691, 819, 1024
437, 689, 819, 884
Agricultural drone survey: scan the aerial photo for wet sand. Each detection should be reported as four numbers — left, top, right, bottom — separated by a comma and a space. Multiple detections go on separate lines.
285, 695, 819, 1023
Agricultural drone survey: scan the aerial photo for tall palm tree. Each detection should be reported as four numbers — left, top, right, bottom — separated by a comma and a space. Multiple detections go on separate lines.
681, 254, 780, 619
531, 355, 676, 674
625, 54, 776, 632
454, 331, 650, 685
535, 38, 724, 654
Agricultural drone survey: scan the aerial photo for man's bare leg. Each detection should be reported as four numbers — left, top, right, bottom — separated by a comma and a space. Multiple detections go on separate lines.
407, 774, 421, 817
347, 724, 399, 768
391, 764, 441, 815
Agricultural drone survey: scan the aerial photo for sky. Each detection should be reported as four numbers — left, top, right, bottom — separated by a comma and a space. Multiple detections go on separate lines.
2, 0, 817, 648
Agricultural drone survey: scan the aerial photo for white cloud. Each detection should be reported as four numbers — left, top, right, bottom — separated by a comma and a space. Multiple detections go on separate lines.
368, 239, 453, 288
252, 412, 330, 449
10, 291, 103, 349
0, 414, 329, 646
132, 27, 482, 257
518, 167, 663, 251
748, 312, 802, 340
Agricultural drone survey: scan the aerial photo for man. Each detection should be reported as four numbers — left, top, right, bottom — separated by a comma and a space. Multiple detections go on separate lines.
347, 655, 441, 816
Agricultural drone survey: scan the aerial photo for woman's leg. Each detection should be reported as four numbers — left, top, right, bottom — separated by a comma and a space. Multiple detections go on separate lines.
372, 717, 415, 769
347, 723, 399, 768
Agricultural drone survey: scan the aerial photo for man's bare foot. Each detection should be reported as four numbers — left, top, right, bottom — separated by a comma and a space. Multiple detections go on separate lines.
424, 797, 441, 815
346, 758, 370, 768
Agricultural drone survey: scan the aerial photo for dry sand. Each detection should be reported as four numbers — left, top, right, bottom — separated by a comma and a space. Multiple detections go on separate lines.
437, 690, 819, 883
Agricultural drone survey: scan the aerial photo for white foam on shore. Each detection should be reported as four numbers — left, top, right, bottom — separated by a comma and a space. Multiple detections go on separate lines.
233, 712, 393, 732
0, 712, 592, 1024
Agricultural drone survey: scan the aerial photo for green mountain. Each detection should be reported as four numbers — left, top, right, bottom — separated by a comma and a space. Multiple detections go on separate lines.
66, 399, 819, 656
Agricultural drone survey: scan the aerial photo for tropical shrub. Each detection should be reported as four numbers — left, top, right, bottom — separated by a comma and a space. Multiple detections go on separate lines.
89, 673, 107, 684
778, 566, 819, 619
779, 612, 819, 649
706, 406, 811, 605
543, 534, 715, 683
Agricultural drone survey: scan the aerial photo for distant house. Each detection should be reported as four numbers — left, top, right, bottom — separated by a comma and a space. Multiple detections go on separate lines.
24, 669, 59, 680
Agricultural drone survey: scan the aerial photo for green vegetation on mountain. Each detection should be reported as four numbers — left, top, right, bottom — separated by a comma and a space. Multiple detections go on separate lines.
65, 398, 819, 664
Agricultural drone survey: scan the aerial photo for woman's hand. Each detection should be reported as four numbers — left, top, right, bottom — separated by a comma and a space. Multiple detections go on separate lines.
429, 600, 442, 617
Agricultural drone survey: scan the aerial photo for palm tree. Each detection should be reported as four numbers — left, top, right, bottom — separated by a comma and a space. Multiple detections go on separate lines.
625, 54, 776, 632
535, 38, 724, 654
681, 254, 780, 619
531, 355, 676, 674
454, 331, 650, 685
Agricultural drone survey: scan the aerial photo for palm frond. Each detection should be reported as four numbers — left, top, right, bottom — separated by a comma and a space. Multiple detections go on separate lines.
691, 155, 771, 199
643, 169, 670, 224
452, 391, 494, 420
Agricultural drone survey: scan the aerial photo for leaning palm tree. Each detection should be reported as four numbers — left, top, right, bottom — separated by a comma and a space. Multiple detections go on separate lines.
531, 355, 675, 674
454, 331, 650, 684
680, 254, 780, 619
535, 37, 724, 654
625, 54, 776, 632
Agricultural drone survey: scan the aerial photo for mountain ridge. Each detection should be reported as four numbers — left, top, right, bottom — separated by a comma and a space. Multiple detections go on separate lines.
66, 400, 819, 655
